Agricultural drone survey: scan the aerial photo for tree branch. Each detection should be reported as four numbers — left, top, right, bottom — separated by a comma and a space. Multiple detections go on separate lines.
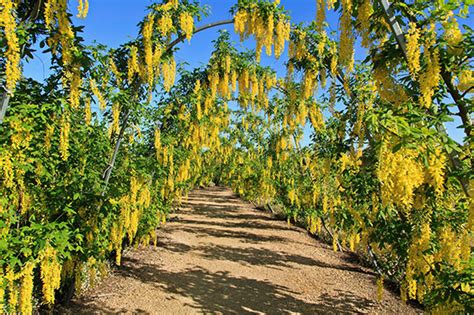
377, 0, 471, 140
167, 19, 235, 51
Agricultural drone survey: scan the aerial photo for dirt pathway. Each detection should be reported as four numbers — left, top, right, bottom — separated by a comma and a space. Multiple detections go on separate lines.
66, 186, 417, 314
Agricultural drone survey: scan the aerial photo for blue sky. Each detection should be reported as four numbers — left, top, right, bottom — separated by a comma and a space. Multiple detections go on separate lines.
23, 0, 466, 144
25, 0, 328, 80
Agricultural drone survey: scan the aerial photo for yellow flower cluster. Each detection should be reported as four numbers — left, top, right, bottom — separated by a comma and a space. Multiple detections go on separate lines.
90, 78, 107, 111
44, 125, 55, 152
306, 214, 322, 234
127, 46, 140, 83
377, 277, 384, 302
157, 13, 173, 37
419, 48, 440, 108
45, 0, 75, 68
443, 12, 463, 54
0, 265, 37, 313
59, 111, 71, 161
162, 56, 176, 92
308, 101, 325, 131
194, 80, 202, 120
436, 226, 470, 271
19, 262, 34, 314
40, 244, 62, 304
234, 5, 290, 60
289, 30, 308, 61
357, 0, 372, 48
274, 17, 291, 58
315, 0, 326, 31
405, 223, 432, 300
377, 143, 424, 209
457, 69, 473, 92
0, 269, 4, 311
77, 0, 89, 18
154, 128, 162, 160
424, 147, 446, 195
84, 98, 92, 124
111, 102, 121, 136
339, 150, 362, 173
5, 268, 19, 312
179, 11, 194, 42
0, 152, 14, 188
68, 69, 82, 109
338, 0, 354, 73
0, 0, 21, 91
327, 0, 336, 9
44, 0, 55, 29
143, 14, 155, 88
168, 0, 179, 9
373, 62, 408, 106
109, 57, 122, 86
110, 175, 154, 264
405, 23, 421, 78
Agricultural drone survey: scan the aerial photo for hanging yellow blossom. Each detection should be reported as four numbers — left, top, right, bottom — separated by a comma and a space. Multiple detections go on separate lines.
405, 22, 421, 78
316, 0, 326, 31
59, 111, 71, 161
157, 13, 173, 37
443, 12, 463, 54
90, 78, 107, 111
357, 0, 372, 48
68, 70, 82, 109
127, 46, 140, 82
162, 56, 176, 92
19, 262, 34, 315
143, 14, 155, 87
111, 102, 121, 135
275, 17, 291, 59
457, 69, 473, 92
0, 0, 21, 91
57, 0, 75, 67
109, 57, 122, 86
327, 0, 336, 9
40, 244, 62, 304
168, 0, 179, 9
419, 48, 440, 108
179, 11, 194, 42
0, 152, 14, 189
338, 1, 354, 73
377, 277, 384, 302
234, 10, 248, 41
44, 0, 57, 30
5, 268, 18, 312
77, 0, 89, 18
154, 128, 161, 160
84, 98, 92, 124
425, 147, 446, 195
45, 125, 55, 152
0, 268, 5, 311
377, 143, 424, 209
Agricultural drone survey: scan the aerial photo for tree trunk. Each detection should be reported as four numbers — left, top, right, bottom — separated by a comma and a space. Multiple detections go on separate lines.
0, 90, 11, 124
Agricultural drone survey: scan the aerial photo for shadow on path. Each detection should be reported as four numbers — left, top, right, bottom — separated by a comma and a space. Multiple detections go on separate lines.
70, 257, 376, 314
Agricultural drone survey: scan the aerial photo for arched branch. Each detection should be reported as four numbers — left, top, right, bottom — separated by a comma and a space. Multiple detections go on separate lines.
167, 19, 235, 51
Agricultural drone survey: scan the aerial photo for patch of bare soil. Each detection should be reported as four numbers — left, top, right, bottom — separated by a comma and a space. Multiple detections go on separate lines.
64, 186, 418, 314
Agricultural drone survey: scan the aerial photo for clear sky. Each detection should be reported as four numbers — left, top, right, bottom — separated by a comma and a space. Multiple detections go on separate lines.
23, 0, 466, 144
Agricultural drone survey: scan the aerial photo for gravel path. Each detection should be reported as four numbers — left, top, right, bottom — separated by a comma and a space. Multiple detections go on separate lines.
66, 186, 418, 314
